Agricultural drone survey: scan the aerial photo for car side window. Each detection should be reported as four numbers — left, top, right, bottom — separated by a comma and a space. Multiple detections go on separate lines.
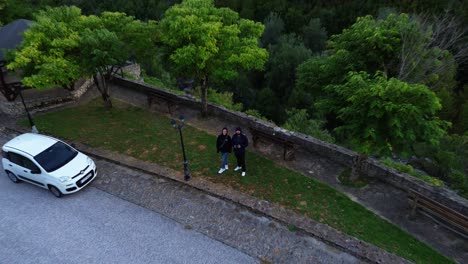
22, 157, 40, 172
8, 152, 24, 166
7, 153, 40, 172
1, 151, 9, 159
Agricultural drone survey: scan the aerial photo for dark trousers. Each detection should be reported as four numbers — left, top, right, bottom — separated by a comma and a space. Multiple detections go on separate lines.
234, 151, 246, 172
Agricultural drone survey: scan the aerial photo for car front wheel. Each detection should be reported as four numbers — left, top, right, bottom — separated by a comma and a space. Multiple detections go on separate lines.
49, 185, 62, 198
6, 171, 20, 183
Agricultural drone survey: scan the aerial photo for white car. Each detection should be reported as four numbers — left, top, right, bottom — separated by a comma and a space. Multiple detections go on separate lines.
1, 133, 97, 197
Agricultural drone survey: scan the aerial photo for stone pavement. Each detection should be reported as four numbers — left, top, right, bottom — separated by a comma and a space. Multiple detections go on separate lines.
93, 158, 360, 264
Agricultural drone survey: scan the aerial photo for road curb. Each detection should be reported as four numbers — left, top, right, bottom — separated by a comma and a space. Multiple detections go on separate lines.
1, 126, 411, 264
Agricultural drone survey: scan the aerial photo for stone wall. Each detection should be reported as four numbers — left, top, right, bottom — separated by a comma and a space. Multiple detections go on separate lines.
120, 63, 141, 80
0, 63, 141, 116
111, 76, 468, 216
0, 88, 72, 116
71, 78, 93, 99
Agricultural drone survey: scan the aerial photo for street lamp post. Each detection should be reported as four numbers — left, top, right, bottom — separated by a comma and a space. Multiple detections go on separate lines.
17, 87, 38, 133
171, 115, 191, 181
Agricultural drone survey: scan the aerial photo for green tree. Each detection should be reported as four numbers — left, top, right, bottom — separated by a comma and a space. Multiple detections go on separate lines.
283, 108, 334, 143
0, 0, 5, 26
79, 27, 125, 108
452, 86, 468, 134
253, 87, 281, 121
316, 71, 449, 155
296, 14, 459, 117
7, 6, 84, 91
260, 12, 284, 47
82, 12, 158, 108
302, 17, 327, 53
8, 6, 155, 108
292, 54, 341, 113
325, 14, 457, 92
159, 0, 268, 115
264, 34, 311, 123
0, 0, 41, 24
98, 11, 159, 74
412, 133, 468, 197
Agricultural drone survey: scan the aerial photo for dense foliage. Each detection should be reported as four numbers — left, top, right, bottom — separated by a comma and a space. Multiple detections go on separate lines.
7, 6, 156, 108
159, 0, 268, 115
7, 6, 85, 91
316, 72, 448, 155
283, 108, 334, 143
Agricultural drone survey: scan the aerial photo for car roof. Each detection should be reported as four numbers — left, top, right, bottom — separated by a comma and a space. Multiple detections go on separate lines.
3, 133, 59, 157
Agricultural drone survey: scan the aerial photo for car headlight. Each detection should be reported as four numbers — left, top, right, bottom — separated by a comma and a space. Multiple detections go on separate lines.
87, 157, 94, 166
59, 176, 72, 183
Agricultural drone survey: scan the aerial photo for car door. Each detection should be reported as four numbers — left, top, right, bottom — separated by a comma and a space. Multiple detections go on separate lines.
7, 152, 46, 188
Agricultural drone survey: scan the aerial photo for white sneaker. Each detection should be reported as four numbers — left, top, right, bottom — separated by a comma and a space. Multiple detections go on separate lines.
218, 168, 225, 174
234, 166, 242, 171
241, 172, 246, 177
225, 165, 229, 170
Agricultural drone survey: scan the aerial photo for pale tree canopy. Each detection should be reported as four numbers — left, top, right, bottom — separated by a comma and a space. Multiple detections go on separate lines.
7, 6, 157, 108
159, 0, 268, 114
7, 6, 84, 91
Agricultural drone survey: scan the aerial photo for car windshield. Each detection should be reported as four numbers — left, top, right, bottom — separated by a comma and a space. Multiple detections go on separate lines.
34, 141, 78, 172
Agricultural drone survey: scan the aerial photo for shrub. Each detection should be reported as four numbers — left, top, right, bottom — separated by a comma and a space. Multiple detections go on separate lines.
412, 133, 467, 197
244, 109, 274, 123
283, 108, 335, 143
207, 88, 243, 111
143, 75, 183, 95
380, 158, 444, 187
122, 72, 137, 80
447, 170, 468, 197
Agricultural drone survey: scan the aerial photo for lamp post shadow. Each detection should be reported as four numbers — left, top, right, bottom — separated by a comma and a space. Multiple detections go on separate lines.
17, 88, 38, 133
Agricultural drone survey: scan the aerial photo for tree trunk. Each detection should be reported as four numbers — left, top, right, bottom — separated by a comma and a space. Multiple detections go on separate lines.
350, 154, 368, 181
93, 73, 113, 109
201, 76, 208, 116
101, 91, 112, 109
62, 81, 75, 91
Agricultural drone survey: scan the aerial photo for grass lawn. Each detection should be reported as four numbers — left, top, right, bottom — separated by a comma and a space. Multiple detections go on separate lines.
32, 99, 452, 264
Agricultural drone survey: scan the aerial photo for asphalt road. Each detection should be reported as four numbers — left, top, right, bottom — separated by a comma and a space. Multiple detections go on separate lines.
0, 134, 256, 264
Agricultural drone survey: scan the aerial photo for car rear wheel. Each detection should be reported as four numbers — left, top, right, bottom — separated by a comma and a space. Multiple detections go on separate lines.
49, 185, 62, 198
6, 171, 20, 183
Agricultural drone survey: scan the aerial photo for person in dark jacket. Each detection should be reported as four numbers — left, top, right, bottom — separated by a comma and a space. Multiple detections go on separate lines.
216, 127, 232, 174
232, 127, 248, 176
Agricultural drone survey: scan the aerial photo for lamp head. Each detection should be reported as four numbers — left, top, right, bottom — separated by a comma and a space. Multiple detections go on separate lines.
170, 119, 177, 128
179, 115, 185, 123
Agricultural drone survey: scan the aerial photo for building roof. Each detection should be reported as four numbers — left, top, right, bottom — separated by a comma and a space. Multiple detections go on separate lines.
0, 19, 33, 61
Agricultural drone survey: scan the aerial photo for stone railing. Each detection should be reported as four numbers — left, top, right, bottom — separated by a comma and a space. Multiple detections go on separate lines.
0, 63, 141, 116
111, 76, 468, 217
0, 78, 93, 116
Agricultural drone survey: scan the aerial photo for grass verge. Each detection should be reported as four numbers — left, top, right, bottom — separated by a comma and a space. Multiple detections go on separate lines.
31, 99, 452, 264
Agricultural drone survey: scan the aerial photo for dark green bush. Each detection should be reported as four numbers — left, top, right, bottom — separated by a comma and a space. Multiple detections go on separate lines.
245, 109, 274, 123
207, 88, 243, 111
380, 158, 444, 187
283, 108, 335, 143
447, 170, 468, 197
